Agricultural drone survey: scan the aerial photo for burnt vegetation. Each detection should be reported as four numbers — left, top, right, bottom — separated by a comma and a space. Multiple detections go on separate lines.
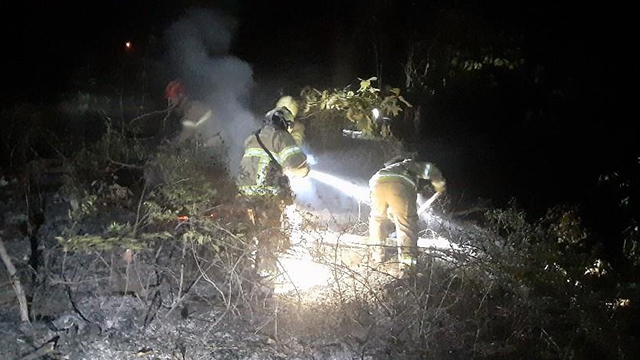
1, 1, 638, 359
1, 80, 638, 359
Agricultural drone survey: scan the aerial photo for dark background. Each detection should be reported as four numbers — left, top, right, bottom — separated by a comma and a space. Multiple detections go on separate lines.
1, 1, 637, 251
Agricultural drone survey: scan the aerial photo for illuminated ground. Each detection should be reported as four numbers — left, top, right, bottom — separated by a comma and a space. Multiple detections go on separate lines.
273, 203, 479, 298
0, 136, 493, 359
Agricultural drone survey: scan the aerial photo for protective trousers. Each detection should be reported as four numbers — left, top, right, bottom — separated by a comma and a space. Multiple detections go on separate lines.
369, 181, 419, 267
244, 196, 287, 278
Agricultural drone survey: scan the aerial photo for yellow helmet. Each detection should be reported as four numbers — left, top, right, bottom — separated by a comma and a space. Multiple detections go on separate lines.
276, 96, 299, 118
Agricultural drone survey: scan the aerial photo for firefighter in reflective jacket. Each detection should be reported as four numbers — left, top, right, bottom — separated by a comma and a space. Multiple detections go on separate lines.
165, 79, 213, 143
236, 106, 310, 278
275, 95, 305, 146
368, 159, 446, 274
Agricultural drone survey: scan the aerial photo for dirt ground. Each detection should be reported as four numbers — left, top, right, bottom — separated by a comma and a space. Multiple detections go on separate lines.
1, 178, 459, 360
0, 236, 426, 360
0, 138, 489, 360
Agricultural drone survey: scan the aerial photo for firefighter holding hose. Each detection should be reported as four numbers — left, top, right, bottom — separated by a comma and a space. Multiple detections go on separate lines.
368, 158, 446, 277
164, 79, 213, 143
275, 95, 306, 146
236, 105, 310, 282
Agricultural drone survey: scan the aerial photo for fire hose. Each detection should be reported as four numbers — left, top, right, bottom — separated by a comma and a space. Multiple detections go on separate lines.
417, 192, 440, 216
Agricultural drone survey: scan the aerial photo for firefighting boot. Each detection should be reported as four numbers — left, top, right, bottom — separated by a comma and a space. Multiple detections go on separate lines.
369, 245, 386, 264
398, 252, 419, 279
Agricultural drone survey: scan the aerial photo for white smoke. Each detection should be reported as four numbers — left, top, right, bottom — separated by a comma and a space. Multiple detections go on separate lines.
163, 7, 258, 174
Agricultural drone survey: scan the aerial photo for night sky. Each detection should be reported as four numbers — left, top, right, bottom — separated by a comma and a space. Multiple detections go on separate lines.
2, 1, 637, 226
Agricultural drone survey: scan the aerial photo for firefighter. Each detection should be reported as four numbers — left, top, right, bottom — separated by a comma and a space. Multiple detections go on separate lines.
368, 158, 446, 276
275, 95, 305, 146
236, 106, 310, 280
164, 79, 213, 143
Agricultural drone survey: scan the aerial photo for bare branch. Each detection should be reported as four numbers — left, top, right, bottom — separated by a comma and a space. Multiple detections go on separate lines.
0, 236, 30, 322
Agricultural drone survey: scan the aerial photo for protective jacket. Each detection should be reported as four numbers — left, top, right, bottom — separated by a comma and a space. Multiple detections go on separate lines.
236, 124, 309, 197
274, 96, 305, 146
179, 100, 212, 125
368, 159, 445, 269
173, 99, 213, 143
236, 124, 309, 280
290, 120, 305, 146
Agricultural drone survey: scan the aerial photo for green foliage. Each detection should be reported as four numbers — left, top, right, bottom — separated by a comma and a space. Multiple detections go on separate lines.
404, 40, 525, 93
56, 112, 240, 253
450, 50, 525, 72
300, 77, 412, 139
484, 201, 529, 239
467, 204, 638, 358
143, 141, 225, 222
597, 168, 640, 267
69, 121, 147, 180
58, 234, 143, 252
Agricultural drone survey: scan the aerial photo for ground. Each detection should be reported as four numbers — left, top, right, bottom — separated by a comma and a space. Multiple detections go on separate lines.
0, 153, 499, 360
1, 160, 494, 360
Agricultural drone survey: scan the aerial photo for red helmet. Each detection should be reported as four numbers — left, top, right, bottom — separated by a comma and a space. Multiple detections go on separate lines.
165, 80, 187, 100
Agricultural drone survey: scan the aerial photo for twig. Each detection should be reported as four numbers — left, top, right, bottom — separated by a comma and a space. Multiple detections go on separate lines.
471, 281, 493, 358
129, 109, 171, 124
275, 257, 302, 303
0, 236, 30, 322
274, 300, 279, 342
64, 284, 92, 323
191, 244, 228, 306
107, 158, 144, 170
115, 251, 134, 318
315, 252, 392, 315
142, 290, 162, 329
18, 336, 58, 360
177, 240, 187, 301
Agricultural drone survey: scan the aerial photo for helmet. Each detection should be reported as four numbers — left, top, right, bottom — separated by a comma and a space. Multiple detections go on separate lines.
418, 162, 446, 193
165, 80, 187, 100
275, 96, 299, 118
420, 162, 432, 179
264, 107, 294, 131
416, 161, 443, 180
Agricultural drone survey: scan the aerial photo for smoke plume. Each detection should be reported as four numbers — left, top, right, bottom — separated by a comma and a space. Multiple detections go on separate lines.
163, 7, 258, 174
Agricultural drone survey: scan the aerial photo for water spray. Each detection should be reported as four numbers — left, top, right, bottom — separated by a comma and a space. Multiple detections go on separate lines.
417, 192, 440, 218
288, 168, 371, 222
307, 170, 370, 204
277, 162, 462, 296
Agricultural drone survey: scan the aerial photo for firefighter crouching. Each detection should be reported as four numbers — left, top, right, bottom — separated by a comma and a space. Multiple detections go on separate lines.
368, 158, 446, 276
236, 106, 310, 281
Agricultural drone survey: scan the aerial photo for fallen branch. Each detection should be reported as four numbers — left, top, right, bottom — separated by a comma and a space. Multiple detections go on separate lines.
0, 235, 30, 322
18, 336, 58, 360
129, 108, 171, 124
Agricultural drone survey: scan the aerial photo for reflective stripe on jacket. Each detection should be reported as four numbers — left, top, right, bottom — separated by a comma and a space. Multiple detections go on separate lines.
237, 125, 307, 196
290, 120, 305, 146
181, 100, 211, 124
369, 161, 421, 190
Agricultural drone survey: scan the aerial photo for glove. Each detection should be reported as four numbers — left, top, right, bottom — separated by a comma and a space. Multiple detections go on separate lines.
290, 120, 305, 146
432, 180, 446, 195
285, 163, 310, 178
299, 163, 310, 178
